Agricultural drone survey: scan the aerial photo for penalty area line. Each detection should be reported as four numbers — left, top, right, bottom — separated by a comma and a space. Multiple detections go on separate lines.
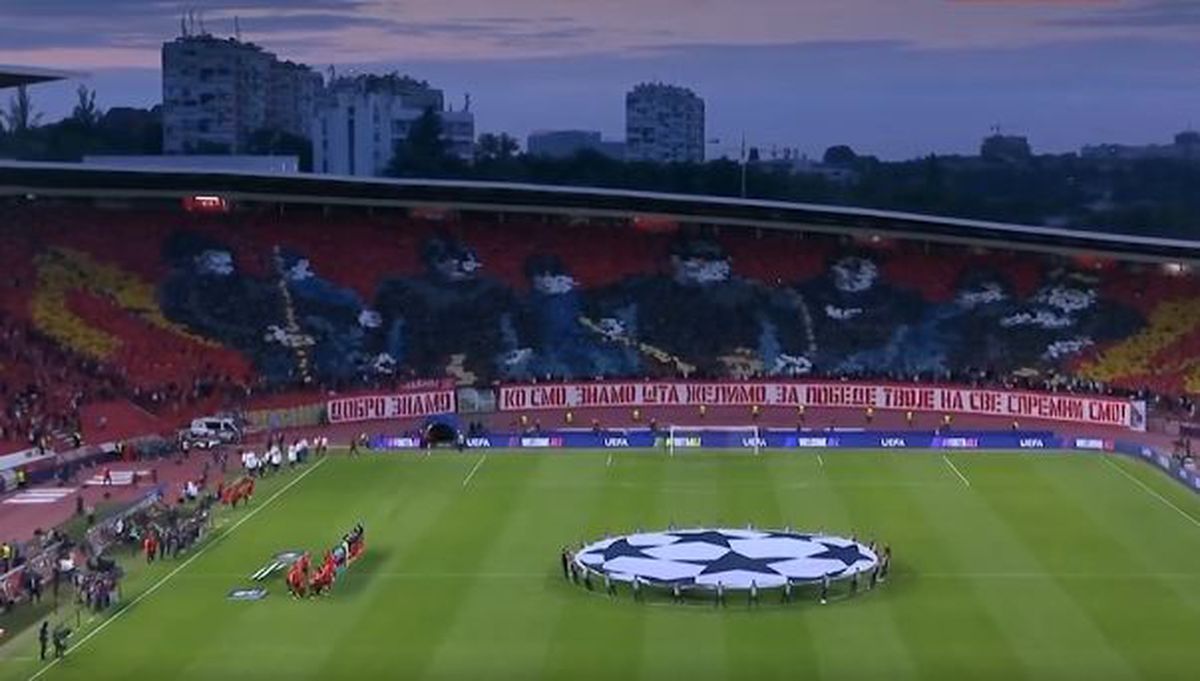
942, 455, 971, 487
462, 453, 487, 487
26, 456, 329, 681
1102, 455, 1200, 530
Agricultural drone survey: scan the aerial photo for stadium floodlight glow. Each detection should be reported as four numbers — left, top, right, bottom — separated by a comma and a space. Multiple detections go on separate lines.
632, 214, 679, 233
182, 194, 230, 213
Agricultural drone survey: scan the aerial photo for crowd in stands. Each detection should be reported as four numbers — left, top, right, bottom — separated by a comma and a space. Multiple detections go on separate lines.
1, 315, 91, 451
2, 201, 1200, 452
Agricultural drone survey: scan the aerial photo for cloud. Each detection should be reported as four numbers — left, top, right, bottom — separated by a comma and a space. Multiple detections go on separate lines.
0, 0, 375, 51
1045, 0, 1200, 28
0, 1, 599, 60
340, 35, 1200, 159
7, 0, 369, 18
16, 32, 1200, 163
0, 27, 121, 51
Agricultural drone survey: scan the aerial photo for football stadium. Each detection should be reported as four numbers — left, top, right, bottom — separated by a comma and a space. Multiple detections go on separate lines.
0, 156, 1197, 681
0, 26, 1199, 675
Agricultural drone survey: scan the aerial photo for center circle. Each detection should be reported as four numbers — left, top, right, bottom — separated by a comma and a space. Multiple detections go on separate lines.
574, 528, 878, 590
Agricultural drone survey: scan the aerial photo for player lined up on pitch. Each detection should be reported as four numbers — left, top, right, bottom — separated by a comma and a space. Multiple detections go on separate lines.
285, 523, 366, 598
560, 538, 893, 607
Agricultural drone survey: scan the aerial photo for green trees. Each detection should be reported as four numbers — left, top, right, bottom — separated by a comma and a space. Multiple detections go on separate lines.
474, 132, 519, 163
0, 86, 163, 161
70, 85, 101, 129
0, 85, 42, 137
823, 145, 857, 166
246, 128, 313, 171
1, 83, 1197, 239
385, 107, 465, 177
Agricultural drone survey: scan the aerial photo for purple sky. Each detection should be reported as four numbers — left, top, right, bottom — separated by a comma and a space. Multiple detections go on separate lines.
2, 0, 1199, 159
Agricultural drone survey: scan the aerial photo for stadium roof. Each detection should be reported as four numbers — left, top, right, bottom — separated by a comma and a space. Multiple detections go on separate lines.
0, 159, 1197, 263
0, 64, 77, 90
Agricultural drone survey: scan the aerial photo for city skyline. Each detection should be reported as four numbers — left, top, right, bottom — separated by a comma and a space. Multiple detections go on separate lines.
2, 0, 1199, 160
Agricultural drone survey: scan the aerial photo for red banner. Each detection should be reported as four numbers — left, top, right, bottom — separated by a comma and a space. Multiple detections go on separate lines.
326, 389, 456, 424
496, 381, 1144, 430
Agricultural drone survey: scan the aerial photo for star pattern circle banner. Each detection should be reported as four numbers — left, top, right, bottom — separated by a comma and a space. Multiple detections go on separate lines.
574, 529, 878, 589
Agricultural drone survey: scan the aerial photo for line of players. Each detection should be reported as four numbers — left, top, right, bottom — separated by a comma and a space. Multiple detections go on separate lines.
239, 436, 329, 477
559, 543, 892, 606
285, 523, 365, 598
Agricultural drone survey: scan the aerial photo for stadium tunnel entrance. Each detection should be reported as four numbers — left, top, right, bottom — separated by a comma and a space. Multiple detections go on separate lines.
423, 418, 458, 447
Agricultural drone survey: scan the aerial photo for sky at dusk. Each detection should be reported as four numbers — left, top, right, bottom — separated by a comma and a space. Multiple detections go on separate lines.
2, 0, 1199, 160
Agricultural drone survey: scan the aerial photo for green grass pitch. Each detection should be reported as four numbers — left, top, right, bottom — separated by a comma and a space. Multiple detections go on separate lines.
2, 449, 1199, 680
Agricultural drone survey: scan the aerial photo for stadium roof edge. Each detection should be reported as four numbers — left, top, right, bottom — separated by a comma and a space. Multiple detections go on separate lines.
0, 65, 80, 89
0, 159, 1197, 263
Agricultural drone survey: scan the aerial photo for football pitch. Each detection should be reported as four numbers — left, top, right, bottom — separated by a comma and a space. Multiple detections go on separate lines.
3, 449, 1200, 680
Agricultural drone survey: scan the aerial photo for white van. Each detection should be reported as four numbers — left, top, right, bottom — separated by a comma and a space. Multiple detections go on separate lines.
188, 417, 241, 443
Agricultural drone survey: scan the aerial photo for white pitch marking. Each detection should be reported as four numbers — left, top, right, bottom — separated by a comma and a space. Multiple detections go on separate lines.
942, 455, 971, 487
351, 571, 546, 579
26, 457, 329, 681
921, 571, 1200, 580
817, 453, 824, 467
1102, 455, 1200, 529
462, 453, 487, 487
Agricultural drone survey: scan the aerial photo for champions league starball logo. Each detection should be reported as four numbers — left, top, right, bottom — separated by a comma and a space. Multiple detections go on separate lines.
574, 529, 878, 589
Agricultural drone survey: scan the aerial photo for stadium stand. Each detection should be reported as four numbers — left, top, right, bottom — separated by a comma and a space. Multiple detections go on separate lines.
0, 199, 1198, 454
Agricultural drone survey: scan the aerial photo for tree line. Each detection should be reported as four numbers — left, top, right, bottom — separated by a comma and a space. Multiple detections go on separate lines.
2, 88, 1198, 240
386, 109, 1200, 240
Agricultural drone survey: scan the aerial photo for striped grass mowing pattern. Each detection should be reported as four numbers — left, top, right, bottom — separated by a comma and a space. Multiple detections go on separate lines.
2, 450, 1198, 681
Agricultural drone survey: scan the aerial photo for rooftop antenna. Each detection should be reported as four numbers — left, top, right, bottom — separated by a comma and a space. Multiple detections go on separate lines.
180, 13, 188, 37
464, 92, 471, 112
198, 10, 207, 36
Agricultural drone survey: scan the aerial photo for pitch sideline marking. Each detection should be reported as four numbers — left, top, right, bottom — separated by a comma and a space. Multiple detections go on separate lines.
942, 454, 971, 487
178, 569, 1200, 581
26, 457, 329, 681
1102, 455, 1200, 529
462, 453, 487, 487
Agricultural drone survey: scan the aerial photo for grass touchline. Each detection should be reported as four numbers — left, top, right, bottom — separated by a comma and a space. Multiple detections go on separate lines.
24, 457, 330, 681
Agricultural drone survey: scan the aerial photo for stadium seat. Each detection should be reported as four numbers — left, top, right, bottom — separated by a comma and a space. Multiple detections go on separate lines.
1, 202, 1197, 442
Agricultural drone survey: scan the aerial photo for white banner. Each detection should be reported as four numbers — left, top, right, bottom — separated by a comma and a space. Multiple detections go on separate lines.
496, 381, 1142, 430
326, 389, 456, 424
0, 447, 55, 474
